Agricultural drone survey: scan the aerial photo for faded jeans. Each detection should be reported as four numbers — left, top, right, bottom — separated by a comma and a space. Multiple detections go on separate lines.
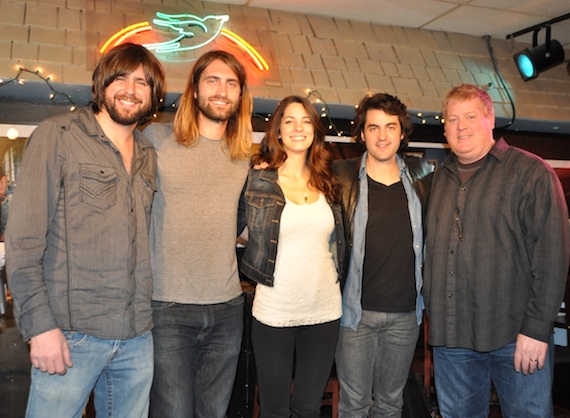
149, 295, 244, 418
26, 330, 153, 418
336, 310, 419, 418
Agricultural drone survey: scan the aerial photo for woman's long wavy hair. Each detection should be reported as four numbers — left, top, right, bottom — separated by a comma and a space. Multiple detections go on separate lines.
173, 50, 252, 160
252, 95, 340, 203
91, 43, 166, 124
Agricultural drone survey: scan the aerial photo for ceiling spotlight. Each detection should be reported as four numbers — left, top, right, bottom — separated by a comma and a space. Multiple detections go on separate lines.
513, 26, 565, 81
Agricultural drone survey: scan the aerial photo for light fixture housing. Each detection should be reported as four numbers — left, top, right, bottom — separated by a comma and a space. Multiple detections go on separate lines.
513, 26, 565, 81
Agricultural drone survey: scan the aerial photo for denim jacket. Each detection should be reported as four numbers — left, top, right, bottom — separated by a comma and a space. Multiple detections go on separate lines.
333, 153, 433, 329
237, 169, 346, 286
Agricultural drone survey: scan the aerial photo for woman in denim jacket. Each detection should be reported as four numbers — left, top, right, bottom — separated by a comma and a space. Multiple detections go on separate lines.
238, 95, 345, 418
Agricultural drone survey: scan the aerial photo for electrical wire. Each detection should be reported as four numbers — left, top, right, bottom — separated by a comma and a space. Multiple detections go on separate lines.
482, 34, 516, 129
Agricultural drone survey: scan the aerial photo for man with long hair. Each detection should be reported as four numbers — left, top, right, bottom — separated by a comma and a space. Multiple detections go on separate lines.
144, 50, 253, 418
6, 43, 166, 417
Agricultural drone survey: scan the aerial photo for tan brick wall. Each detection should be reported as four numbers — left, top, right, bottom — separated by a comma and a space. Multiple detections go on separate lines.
0, 0, 568, 124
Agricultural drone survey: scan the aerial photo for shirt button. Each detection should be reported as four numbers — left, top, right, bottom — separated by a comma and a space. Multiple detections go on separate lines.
449, 271, 454, 276
448, 293, 453, 298
450, 250, 454, 254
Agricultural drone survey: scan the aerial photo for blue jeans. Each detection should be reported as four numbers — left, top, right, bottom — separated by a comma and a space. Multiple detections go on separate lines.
336, 310, 419, 418
433, 338, 555, 418
150, 295, 244, 418
26, 330, 153, 418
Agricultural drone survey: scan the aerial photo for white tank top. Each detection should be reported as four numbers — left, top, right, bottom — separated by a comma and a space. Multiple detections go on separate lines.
252, 193, 342, 327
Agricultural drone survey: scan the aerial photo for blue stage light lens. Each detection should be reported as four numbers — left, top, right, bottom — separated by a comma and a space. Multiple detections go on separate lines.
516, 54, 535, 79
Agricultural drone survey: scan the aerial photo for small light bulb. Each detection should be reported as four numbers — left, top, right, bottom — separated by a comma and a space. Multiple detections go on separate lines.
7, 128, 19, 140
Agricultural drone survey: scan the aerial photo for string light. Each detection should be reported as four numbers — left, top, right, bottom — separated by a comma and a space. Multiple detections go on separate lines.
305, 89, 348, 137
0, 66, 78, 111
410, 111, 444, 125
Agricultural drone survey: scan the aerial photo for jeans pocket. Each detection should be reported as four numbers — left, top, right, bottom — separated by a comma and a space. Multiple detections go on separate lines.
226, 294, 245, 307
151, 300, 177, 311
62, 330, 89, 347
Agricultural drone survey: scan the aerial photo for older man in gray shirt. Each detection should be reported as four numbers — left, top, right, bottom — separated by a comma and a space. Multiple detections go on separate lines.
423, 84, 569, 418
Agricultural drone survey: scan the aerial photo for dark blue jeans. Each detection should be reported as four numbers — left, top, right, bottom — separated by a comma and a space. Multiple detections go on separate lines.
149, 295, 244, 418
433, 337, 555, 418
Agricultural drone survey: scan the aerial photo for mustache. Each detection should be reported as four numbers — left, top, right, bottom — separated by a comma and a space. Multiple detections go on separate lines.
115, 93, 142, 104
210, 95, 231, 103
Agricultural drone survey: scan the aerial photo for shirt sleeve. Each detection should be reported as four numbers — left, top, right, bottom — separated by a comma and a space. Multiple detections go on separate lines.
519, 164, 570, 342
5, 120, 64, 341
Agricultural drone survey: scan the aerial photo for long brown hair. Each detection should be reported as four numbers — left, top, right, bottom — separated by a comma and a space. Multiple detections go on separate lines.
91, 43, 165, 123
252, 95, 340, 203
173, 50, 252, 160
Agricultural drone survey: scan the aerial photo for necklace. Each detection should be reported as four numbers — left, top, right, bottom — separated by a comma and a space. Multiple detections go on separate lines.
303, 188, 308, 204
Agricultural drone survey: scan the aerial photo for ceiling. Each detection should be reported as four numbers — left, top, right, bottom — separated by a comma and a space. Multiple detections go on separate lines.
205, 0, 570, 47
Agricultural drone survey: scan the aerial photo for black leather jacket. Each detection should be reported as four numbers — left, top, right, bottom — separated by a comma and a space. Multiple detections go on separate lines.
237, 169, 346, 286
333, 154, 434, 285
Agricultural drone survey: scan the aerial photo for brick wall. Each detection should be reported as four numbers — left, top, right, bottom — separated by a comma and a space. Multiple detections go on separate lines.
0, 0, 569, 123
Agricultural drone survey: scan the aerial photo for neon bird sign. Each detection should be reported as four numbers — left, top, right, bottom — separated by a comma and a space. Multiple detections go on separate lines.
146, 13, 229, 53
99, 12, 270, 72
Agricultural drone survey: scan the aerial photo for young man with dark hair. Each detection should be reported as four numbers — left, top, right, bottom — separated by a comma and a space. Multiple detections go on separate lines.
334, 93, 433, 417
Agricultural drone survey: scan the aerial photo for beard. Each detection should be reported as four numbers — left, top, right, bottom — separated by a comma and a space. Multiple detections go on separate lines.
196, 93, 239, 123
104, 94, 151, 126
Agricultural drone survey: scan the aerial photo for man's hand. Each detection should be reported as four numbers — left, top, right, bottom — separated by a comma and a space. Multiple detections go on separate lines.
514, 333, 548, 375
253, 162, 269, 170
29, 329, 72, 375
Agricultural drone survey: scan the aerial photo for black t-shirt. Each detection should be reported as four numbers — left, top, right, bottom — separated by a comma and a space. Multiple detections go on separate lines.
361, 176, 416, 312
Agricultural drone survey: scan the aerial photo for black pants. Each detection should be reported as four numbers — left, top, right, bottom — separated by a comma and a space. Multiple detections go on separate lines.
252, 318, 340, 418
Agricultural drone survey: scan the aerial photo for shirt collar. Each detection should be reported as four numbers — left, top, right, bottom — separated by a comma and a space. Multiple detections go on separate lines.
358, 152, 367, 179
358, 151, 406, 178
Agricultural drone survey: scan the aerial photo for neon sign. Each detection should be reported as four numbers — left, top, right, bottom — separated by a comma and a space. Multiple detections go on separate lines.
100, 12, 269, 71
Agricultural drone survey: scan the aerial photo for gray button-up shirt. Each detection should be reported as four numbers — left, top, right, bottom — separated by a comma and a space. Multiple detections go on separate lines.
424, 138, 569, 352
6, 107, 157, 341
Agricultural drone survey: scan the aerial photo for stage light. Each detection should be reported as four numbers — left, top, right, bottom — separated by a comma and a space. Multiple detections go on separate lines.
513, 26, 565, 81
